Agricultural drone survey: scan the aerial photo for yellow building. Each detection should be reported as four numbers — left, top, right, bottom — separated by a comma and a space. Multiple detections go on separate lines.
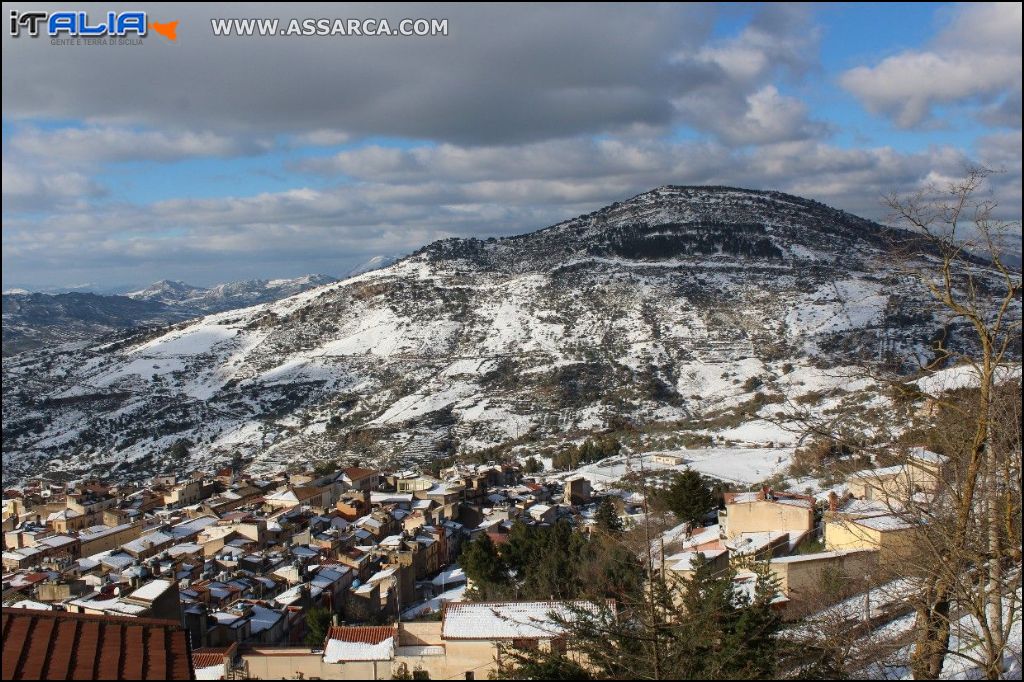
720, 488, 815, 539
768, 549, 879, 612
824, 516, 918, 562
846, 447, 947, 502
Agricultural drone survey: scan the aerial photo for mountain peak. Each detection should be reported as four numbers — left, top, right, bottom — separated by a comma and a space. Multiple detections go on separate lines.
414, 185, 888, 272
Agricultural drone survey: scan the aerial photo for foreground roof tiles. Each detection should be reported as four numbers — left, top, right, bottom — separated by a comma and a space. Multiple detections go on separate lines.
1, 608, 194, 680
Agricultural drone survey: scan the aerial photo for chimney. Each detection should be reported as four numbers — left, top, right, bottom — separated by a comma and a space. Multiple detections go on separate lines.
828, 491, 839, 513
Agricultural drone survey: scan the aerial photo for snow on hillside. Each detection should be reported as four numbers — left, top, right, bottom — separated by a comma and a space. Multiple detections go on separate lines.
3, 186, 1012, 485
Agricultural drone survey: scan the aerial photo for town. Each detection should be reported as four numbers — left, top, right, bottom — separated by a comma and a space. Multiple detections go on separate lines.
2, 441, 949, 679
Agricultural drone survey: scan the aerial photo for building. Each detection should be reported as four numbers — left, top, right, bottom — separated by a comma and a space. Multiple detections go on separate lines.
664, 548, 730, 582
563, 476, 592, 505
652, 453, 687, 466
77, 521, 143, 557
439, 600, 598, 673
824, 498, 920, 563
342, 467, 381, 492
720, 488, 815, 538
241, 601, 600, 680
1, 607, 194, 679
846, 447, 948, 502
768, 549, 879, 613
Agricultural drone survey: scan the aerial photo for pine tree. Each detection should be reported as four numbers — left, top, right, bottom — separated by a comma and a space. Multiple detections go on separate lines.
304, 605, 332, 648
594, 496, 624, 533
659, 469, 715, 527
460, 532, 507, 598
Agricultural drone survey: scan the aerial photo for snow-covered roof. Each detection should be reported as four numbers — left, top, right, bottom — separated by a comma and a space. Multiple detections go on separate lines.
666, 549, 728, 572
431, 565, 466, 586
323, 626, 396, 662
770, 549, 871, 565
908, 446, 947, 465
170, 515, 218, 538
850, 514, 917, 532
128, 579, 173, 602
248, 604, 283, 634
442, 601, 600, 640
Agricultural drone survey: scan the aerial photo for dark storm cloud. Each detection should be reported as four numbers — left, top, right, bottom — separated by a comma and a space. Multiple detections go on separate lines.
2, 3, 715, 145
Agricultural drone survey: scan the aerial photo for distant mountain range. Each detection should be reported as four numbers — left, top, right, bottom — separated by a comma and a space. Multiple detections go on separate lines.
1, 256, 403, 356
2, 275, 338, 355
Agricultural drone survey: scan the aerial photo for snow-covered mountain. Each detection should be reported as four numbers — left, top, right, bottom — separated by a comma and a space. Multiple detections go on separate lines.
3, 186, 1012, 484
126, 274, 338, 310
3, 275, 337, 355
2, 292, 186, 356
345, 255, 401, 278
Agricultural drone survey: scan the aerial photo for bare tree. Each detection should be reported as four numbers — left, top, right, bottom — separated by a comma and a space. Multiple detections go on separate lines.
882, 168, 1022, 680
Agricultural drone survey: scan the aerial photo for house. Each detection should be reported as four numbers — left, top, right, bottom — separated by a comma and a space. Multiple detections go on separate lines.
652, 453, 687, 467
440, 601, 598, 675
768, 549, 879, 614
191, 644, 238, 680
77, 522, 143, 557
322, 625, 398, 678
162, 479, 205, 508
563, 476, 592, 505
122, 579, 182, 622
664, 548, 730, 582
720, 488, 815, 538
824, 497, 920, 563
343, 467, 382, 492
846, 447, 948, 502
241, 600, 601, 680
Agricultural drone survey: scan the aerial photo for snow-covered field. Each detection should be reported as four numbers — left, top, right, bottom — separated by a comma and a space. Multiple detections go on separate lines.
559, 446, 793, 488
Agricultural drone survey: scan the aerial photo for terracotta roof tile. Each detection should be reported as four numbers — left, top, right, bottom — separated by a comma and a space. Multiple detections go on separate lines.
324, 625, 397, 646
1, 608, 193, 680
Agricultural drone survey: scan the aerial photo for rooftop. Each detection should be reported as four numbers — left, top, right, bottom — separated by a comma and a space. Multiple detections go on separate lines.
1, 607, 193, 680
442, 600, 601, 640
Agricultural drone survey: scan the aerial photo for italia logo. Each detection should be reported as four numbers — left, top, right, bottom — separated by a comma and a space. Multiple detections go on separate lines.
9, 10, 178, 41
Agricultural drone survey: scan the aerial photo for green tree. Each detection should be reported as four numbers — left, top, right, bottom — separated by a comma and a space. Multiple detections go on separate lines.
304, 605, 333, 648
492, 648, 593, 680
493, 554, 784, 680
658, 469, 715, 527
593, 496, 624, 534
460, 532, 507, 598
168, 438, 191, 461
523, 456, 544, 474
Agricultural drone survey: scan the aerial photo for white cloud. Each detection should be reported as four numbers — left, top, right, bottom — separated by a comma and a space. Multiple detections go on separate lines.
840, 3, 1022, 128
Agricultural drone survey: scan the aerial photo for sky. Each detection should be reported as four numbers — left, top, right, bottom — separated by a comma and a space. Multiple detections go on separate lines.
2, 2, 1021, 291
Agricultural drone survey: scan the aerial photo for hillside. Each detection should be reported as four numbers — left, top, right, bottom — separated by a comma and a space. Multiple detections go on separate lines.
2, 186, 1005, 484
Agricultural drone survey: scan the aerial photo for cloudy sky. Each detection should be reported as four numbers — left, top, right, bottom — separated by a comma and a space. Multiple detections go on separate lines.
2, 2, 1021, 291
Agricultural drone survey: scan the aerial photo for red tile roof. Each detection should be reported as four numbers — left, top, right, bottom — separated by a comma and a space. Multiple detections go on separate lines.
191, 644, 235, 670
343, 467, 378, 481
324, 625, 397, 646
1, 608, 193, 680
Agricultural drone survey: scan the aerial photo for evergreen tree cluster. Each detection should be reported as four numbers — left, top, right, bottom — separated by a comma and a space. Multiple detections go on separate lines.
596, 222, 784, 261
460, 519, 641, 602
656, 469, 717, 528
495, 553, 785, 680
553, 436, 621, 470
